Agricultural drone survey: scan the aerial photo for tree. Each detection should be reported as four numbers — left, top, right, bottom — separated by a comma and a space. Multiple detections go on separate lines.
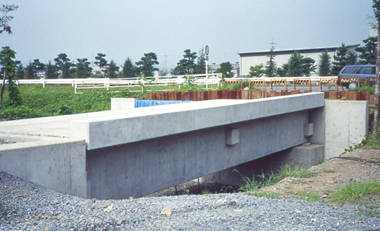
33, 59, 45, 76
75, 58, 92, 78
265, 47, 276, 77
95, 53, 107, 67
346, 50, 358, 65
276, 63, 289, 77
301, 57, 317, 76
356, 36, 377, 64
107, 60, 119, 78
331, 43, 348, 75
0, 46, 21, 106
318, 50, 331, 76
135, 52, 159, 76
277, 52, 316, 77
372, 0, 380, 140
24, 61, 36, 79
195, 47, 206, 74
173, 49, 197, 75
249, 64, 265, 77
287, 52, 304, 76
15, 62, 24, 79
45, 61, 58, 79
122, 58, 136, 77
286, 52, 316, 77
54, 53, 73, 78
216, 62, 234, 78
0, 4, 18, 34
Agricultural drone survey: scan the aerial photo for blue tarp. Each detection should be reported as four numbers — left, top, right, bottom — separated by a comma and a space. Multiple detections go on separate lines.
135, 100, 194, 108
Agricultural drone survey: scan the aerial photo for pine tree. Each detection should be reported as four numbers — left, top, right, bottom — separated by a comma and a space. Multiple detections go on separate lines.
15, 62, 25, 79
54, 53, 73, 78
318, 50, 331, 76
331, 43, 348, 75
107, 60, 119, 78
95, 53, 107, 67
356, 36, 377, 64
45, 61, 58, 79
216, 62, 234, 77
287, 52, 304, 76
195, 47, 206, 74
174, 49, 197, 75
346, 50, 358, 65
122, 58, 136, 77
75, 58, 92, 78
265, 47, 276, 77
24, 61, 36, 79
135, 52, 159, 76
249, 64, 265, 77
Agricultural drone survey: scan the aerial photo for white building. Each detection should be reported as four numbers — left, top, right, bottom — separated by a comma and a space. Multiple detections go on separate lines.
238, 44, 359, 76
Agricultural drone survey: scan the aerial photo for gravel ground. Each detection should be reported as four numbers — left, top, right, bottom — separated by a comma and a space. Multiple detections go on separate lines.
0, 172, 379, 231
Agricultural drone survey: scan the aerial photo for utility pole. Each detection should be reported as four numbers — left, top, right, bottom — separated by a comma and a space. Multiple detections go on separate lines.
164, 53, 167, 73
270, 38, 276, 50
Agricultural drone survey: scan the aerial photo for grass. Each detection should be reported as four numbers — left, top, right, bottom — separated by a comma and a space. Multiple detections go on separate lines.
320, 169, 335, 173
328, 180, 380, 204
286, 190, 320, 202
278, 164, 317, 178
358, 205, 380, 218
235, 164, 316, 193
250, 191, 280, 199
0, 85, 139, 120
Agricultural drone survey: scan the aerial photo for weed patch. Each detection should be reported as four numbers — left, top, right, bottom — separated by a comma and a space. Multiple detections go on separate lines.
235, 164, 316, 193
250, 191, 280, 199
328, 180, 380, 204
279, 164, 316, 178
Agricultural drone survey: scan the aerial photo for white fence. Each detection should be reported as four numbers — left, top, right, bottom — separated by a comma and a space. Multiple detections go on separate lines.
1, 73, 223, 93
1, 74, 338, 93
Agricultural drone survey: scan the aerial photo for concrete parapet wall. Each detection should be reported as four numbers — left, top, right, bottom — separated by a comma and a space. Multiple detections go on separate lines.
324, 100, 368, 159
0, 137, 87, 198
73, 92, 325, 150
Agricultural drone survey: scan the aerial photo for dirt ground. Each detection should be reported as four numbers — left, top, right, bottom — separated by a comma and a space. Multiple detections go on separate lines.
255, 145, 380, 202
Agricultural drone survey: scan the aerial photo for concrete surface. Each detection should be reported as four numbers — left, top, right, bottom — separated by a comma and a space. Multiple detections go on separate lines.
111, 98, 135, 110
0, 135, 87, 197
72, 92, 325, 150
324, 100, 368, 159
86, 110, 311, 199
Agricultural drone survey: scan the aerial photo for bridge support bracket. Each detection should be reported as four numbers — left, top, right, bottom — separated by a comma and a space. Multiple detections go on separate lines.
304, 123, 314, 137
225, 128, 239, 146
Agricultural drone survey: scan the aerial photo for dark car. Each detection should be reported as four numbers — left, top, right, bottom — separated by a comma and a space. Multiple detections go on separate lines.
337, 64, 376, 89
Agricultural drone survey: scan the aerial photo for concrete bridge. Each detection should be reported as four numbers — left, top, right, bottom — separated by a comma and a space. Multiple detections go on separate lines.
0, 92, 368, 199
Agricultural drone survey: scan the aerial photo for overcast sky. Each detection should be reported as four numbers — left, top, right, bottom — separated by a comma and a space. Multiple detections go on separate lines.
1, 0, 374, 71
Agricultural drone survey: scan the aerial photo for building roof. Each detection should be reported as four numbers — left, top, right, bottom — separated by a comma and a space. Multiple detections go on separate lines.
238, 44, 360, 56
